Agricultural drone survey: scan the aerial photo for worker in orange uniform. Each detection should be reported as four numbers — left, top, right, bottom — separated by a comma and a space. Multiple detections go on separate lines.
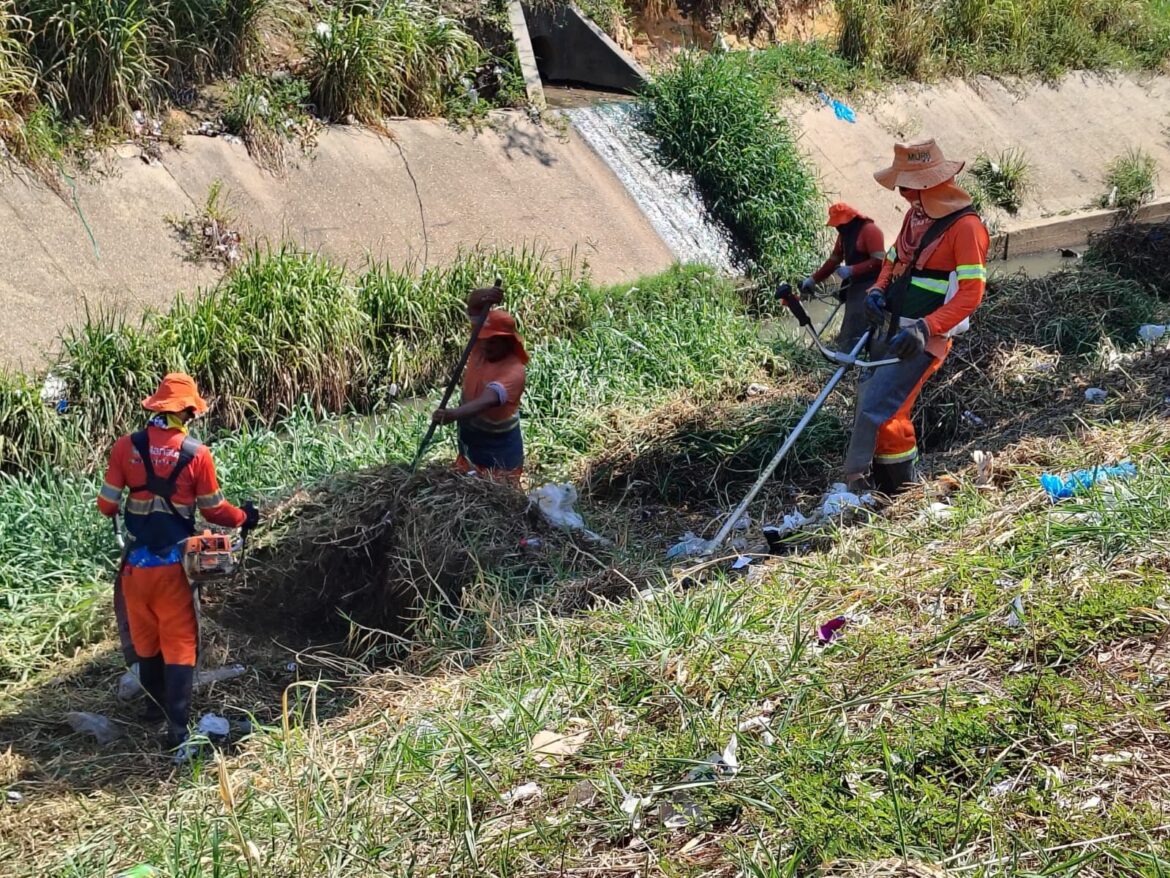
97, 373, 259, 759
846, 140, 989, 494
431, 287, 528, 484
800, 203, 886, 350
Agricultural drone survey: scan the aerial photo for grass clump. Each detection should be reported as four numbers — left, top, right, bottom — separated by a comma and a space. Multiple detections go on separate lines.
306, 0, 480, 123
641, 50, 824, 283
1100, 147, 1159, 211
963, 148, 1032, 215
1086, 218, 1170, 298
222, 72, 316, 173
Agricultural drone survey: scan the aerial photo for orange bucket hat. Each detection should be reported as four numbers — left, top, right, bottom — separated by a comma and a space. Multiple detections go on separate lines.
873, 139, 965, 191
142, 372, 209, 415
826, 203, 870, 228
478, 310, 529, 364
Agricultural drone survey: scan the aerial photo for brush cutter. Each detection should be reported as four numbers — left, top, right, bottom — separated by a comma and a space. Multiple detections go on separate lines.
694, 283, 899, 557
407, 276, 504, 474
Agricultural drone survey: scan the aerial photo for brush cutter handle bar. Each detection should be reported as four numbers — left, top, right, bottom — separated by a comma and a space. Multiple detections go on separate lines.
776, 283, 812, 328
112, 516, 125, 550
705, 331, 874, 554
802, 324, 900, 370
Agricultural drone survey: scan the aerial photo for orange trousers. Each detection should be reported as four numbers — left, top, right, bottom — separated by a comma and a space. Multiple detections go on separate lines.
454, 454, 523, 486
873, 349, 946, 464
121, 562, 198, 666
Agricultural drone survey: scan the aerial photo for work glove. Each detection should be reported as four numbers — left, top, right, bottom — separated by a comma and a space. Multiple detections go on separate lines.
864, 290, 887, 322
889, 319, 930, 360
241, 501, 261, 532
798, 276, 815, 295
835, 265, 852, 280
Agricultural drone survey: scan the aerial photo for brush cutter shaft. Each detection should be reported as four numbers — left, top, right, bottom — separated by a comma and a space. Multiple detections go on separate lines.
817, 301, 843, 338
706, 331, 872, 553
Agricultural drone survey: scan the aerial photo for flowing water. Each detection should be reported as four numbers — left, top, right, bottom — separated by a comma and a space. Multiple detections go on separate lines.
563, 101, 739, 274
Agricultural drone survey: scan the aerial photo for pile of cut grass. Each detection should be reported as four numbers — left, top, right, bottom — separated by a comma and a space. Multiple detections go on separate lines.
1087, 219, 1170, 298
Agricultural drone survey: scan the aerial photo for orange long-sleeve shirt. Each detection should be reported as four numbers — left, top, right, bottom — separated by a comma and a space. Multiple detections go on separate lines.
97, 426, 246, 529
873, 212, 989, 339
812, 221, 885, 284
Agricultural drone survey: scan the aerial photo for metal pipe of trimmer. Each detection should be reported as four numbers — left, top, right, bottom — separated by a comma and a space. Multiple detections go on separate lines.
703, 329, 872, 555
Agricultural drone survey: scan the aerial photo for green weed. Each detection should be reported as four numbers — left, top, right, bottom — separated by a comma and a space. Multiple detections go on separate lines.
1100, 147, 1159, 212
641, 51, 824, 284
222, 72, 315, 173
964, 148, 1032, 216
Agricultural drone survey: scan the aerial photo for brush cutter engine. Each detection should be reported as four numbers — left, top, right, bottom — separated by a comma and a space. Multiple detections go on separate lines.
182, 530, 242, 582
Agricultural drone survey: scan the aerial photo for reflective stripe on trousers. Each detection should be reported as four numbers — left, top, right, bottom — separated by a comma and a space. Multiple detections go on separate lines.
844, 337, 949, 475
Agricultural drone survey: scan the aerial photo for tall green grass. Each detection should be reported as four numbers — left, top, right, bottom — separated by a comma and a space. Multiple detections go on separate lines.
306, 0, 480, 123
641, 51, 824, 284
836, 0, 1170, 79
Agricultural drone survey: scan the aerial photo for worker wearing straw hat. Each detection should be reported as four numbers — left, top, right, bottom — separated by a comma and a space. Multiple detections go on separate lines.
432, 291, 528, 485
800, 202, 886, 350
97, 373, 259, 760
846, 140, 989, 494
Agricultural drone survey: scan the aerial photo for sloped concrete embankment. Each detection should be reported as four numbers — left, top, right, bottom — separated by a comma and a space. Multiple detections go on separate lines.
0, 113, 674, 369
790, 74, 1170, 252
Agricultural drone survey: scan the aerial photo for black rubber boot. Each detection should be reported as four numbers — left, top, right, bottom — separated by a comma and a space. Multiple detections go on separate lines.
163, 664, 195, 750
137, 654, 166, 723
872, 459, 918, 495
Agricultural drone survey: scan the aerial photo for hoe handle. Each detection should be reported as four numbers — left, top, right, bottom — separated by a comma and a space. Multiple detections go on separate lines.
776, 282, 813, 328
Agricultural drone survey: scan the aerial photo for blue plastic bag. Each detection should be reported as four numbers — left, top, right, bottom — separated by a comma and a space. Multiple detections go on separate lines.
818, 92, 857, 123
1039, 462, 1137, 500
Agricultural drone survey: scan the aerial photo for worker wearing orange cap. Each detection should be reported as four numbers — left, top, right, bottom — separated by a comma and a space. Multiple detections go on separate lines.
432, 288, 528, 485
845, 139, 989, 494
800, 203, 886, 350
97, 373, 259, 759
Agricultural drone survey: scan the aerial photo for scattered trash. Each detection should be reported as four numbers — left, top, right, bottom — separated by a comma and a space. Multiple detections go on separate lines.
285, 661, 298, 673
973, 450, 994, 487
820, 483, 875, 517
817, 616, 848, 645
40, 373, 67, 408
1040, 461, 1137, 500
989, 779, 1015, 797
1138, 324, 1168, 345
684, 735, 739, 782
1005, 596, 1026, 629
658, 793, 704, 829
731, 555, 754, 570
528, 483, 610, 544
196, 664, 247, 688
6, 790, 22, 805
1083, 387, 1108, 403
1061, 722, 1078, 737
920, 502, 954, 523
737, 715, 771, 734
961, 410, 985, 428
746, 382, 769, 396
66, 711, 122, 745
529, 729, 589, 766
413, 719, 442, 738
1078, 795, 1102, 811
500, 782, 542, 805
761, 730, 776, 746
117, 664, 143, 701
666, 531, 707, 560
315, 20, 331, 38
818, 91, 856, 123
1091, 751, 1136, 765
196, 713, 230, 739
519, 536, 543, 550
731, 514, 751, 531
1057, 247, 1081, 258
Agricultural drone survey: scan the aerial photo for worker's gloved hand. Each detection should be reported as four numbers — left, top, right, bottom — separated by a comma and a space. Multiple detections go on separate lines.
241, 501, 261, 532
864, 290, 887, 322
835, 265, 852, 280
431, 408, 458, 425
798, 276, 815, 295
889, 319, 930, 360
467, 285, 504, 316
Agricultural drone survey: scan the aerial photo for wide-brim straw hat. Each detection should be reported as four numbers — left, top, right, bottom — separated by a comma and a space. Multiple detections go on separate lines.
478, 310, 529, 365
142, 372, 209, 415
874, 139, 965, 191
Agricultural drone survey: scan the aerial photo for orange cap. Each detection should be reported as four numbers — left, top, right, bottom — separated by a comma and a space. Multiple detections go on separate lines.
827, 203, 870, 227
142, 372, 209, 415
478, 310, 529, 365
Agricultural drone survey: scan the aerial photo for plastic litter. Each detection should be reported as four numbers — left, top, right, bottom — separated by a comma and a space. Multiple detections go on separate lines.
1084, 387, 1108, 403
821, 483, 874, 517
962, 410, 985, 427
6, 790, 22, 805
731, 514, 751, 531
817, 616, 848, 644
658, 793, 704, 829
196, 713, 230, 739
921, 501, 954, 522
500, 782, 542, 805
528, 483, 610, 544
684, 735, 739, 782
117, 663, 143, 701
66, 711, 122, 745
519, 536, 543, 549
1138, 324, 1168, 345
1039, 461, 1137, 499
195, 664, 247, 688
731, 555, 754, 570
665, 531, 707, 560
1005, 596, 1026, 629
746, 382, 769, 396
818, 91, 856, 123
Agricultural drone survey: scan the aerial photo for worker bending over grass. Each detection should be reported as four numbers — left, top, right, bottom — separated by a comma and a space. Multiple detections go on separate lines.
97, 373, 258, 761
801, 202, 886, 351
848, 140, 989, 494
431, 287, 528, 484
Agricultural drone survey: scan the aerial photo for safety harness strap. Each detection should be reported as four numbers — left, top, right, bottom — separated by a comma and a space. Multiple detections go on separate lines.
127, 430, 201, 533
886, 206, 977, 339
